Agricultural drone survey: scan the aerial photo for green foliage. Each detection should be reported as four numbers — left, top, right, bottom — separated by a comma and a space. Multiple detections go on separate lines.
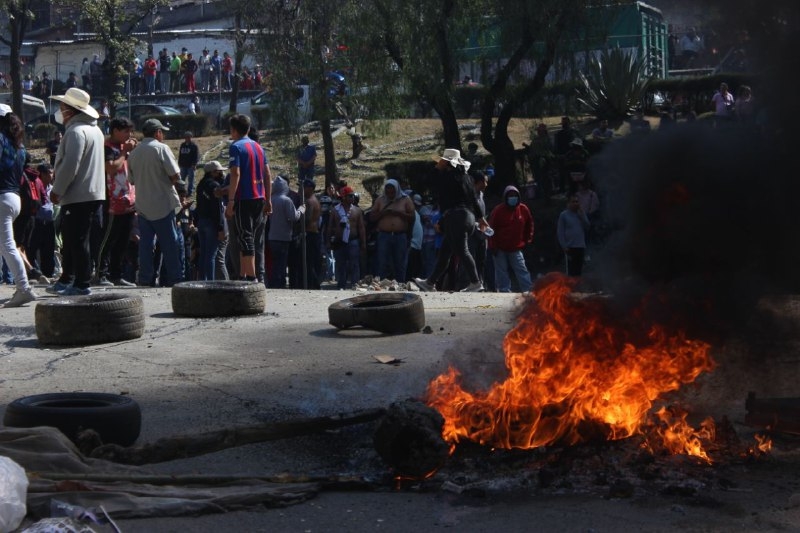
575, 45, 647, 120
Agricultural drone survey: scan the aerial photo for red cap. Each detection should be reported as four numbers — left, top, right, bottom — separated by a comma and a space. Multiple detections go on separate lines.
340, 186, 355, 196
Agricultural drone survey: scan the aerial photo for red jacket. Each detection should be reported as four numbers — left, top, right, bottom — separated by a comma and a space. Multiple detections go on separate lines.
488, 186, 534, 252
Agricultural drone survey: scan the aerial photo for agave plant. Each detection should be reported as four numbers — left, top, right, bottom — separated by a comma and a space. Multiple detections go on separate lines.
576, 45, 648, 120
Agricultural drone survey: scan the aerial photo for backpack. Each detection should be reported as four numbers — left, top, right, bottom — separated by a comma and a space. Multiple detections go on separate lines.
20, 170, 42, 216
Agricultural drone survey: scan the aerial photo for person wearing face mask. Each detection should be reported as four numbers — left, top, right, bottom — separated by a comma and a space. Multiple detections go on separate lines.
47, 88, 106, 296
487, 186, 534, 293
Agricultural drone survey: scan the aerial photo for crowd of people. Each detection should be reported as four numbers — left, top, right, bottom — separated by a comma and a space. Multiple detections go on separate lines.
10, 47, 269, 101
0, 78, 762, 306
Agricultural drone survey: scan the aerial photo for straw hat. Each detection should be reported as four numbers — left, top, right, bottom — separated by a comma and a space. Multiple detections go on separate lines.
432, 148, 471, 171
49, 88, 99, 119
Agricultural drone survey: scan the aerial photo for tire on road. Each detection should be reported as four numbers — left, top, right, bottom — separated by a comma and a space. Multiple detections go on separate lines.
3, 392, 142, 447
328, 292, 425, 334
171, 280, 266, 317
35, 293, 145, 346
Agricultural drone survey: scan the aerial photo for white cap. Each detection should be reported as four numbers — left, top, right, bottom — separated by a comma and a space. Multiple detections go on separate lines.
0, 103, 12, 116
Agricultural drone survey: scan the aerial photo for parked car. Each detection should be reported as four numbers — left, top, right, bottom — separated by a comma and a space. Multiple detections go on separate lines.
0, 93, 48, 123
219, 85, 312, 129
25, 113, 65, 139
114, 104, 182, 130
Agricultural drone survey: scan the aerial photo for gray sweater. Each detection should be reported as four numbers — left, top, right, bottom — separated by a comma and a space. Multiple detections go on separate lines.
268, 176, 302, 242
52, 113, 106, 206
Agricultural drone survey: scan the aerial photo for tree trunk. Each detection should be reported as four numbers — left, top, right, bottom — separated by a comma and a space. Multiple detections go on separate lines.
320, 117, 337, 187
433, 99, 461, 151
230, 13, 244, 114
482, 105, 518, 196
8, 10, 27, 117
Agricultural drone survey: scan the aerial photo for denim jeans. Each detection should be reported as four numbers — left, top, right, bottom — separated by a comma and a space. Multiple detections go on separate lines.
493, 249, 532, 293
0, 193, 30, 291
215, 235, 229, 280
197, 217, 219, 280
180, 167, 196, 196
376, 231, 408, 282
334, 240, 360, 289
138, 211, 182, 286
420, 240, 437, 279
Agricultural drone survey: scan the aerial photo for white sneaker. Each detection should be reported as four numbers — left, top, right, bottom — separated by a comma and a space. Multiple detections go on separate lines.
413, 278, 436, 292
461, 281, 484, 292
3, 288, 38, 308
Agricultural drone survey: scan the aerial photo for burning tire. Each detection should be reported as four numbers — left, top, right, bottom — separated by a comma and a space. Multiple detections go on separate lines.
3, 392, 141, 447
328, 292, 425, 334
171, 280, 266, 317
35, 293, 145, 346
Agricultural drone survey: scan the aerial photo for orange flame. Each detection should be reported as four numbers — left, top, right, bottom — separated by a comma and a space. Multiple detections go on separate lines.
425, 274, 716, 459
753, 433, 773, 455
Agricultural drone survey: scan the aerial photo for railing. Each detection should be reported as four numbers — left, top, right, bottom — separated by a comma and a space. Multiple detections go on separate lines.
667, 67, 715, 78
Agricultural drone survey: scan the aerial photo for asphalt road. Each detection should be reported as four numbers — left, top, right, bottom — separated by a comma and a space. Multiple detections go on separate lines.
1, 284, 799, 532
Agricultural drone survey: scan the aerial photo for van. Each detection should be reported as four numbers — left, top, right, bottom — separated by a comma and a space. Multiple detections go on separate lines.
0, 92, 48, 123
219, 85, 312, 129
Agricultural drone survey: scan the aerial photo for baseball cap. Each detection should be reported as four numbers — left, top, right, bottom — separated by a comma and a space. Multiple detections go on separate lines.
413, 194, 422, 206
0, 104, 12, 116
204, 160, 227, 173
142, 118, 170, 134
340, 186, 355, 196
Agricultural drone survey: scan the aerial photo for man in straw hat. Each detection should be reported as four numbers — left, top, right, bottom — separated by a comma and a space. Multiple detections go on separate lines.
47, 87, 106, 296
413, 148, 488, 292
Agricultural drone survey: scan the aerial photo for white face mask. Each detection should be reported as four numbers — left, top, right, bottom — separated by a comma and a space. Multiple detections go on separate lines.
54, 109, 64, 125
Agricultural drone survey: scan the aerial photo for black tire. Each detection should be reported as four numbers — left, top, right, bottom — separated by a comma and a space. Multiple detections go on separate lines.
3, 392, 141, 447
171, 280, 266, 317
328, 292, 425, 334
35, 293, 145, 346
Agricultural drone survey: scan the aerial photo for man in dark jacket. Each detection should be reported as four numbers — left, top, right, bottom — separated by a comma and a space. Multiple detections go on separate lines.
195, 161, 228, 280
414, 148, 488, 292
178, 131, 199, 195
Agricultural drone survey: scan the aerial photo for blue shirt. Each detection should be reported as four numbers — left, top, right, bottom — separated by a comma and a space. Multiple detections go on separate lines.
229, 136, 267, 200
0, 133, 25, 195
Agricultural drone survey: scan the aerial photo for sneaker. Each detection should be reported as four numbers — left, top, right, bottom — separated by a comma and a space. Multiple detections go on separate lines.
3, 287, 37, 308
37, 275, 52, 284
413, 278, 436, 292
95, 277, 114, 287
111, 278, 136, 287
46, 281, 71, 294
461, 281, 484, 292
58, 286, 91, 296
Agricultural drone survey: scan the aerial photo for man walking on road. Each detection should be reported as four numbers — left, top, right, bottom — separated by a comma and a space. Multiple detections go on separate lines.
127, 118, 183, 286
47, 88, 106, 296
